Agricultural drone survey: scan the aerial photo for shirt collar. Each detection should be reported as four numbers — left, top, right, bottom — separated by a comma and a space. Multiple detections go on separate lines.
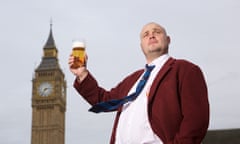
148, 54, 170, 68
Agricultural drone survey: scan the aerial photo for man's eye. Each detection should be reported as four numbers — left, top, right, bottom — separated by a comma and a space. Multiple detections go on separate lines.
143, 33, 148, 38
154, 30, 161, 34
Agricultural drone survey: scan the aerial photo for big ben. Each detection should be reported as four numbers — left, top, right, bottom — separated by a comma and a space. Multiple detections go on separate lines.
31, 25, 66, 144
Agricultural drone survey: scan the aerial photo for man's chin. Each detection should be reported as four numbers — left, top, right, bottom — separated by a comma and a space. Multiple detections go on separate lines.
148, 47, 162, 53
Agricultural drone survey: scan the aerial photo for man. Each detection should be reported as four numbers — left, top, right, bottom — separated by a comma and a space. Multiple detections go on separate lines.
68, 22, 209, 144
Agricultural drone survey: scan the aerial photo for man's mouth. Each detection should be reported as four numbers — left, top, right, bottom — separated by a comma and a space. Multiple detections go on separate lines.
148, 40, 158, 45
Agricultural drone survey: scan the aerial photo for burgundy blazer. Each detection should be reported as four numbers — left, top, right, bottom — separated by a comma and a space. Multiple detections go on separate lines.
74, 57, 209, 144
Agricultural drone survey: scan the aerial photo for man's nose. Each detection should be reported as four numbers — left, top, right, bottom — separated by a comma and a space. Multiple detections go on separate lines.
149, 34, 155, 39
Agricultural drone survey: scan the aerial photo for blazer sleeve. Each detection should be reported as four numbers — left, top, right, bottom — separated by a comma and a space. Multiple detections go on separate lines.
73, 70, 143, 107
73, 72, 120, 106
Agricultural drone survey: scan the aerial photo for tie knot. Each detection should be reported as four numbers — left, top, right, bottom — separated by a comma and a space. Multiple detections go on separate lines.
145, 64, 155, 72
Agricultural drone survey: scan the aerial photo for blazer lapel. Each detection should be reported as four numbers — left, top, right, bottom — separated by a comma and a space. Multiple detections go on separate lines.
148, 57, 176, 102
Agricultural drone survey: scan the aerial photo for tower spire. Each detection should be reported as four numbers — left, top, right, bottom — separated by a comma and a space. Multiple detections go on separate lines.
44, 20, 55, 49
37, 21, 59, 70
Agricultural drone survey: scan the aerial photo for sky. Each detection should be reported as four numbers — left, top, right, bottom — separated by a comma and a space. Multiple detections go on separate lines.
0, 0, 240, 143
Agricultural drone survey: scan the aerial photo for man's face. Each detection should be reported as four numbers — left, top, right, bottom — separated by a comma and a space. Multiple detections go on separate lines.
140, 23, 170, 59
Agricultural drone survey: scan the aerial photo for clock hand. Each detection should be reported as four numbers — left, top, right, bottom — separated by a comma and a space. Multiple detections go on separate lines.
43, 88, 48, 92
42, 88, 51, 96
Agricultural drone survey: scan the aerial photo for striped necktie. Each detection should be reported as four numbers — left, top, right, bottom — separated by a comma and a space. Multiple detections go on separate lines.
89, 65, 155, 113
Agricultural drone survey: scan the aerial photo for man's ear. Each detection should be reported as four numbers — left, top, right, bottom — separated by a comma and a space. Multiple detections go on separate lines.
167, 36, 171, 44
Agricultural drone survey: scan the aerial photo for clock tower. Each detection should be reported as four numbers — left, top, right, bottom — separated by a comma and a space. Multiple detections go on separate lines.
31, 25, 66, 144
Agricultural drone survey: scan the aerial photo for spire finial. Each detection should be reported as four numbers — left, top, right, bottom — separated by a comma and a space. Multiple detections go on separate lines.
50, 18, 53, 30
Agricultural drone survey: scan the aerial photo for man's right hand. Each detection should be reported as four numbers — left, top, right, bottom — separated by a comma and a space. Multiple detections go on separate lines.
68, 54, 88, 82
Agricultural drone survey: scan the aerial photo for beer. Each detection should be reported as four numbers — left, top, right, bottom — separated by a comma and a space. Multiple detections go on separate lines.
72, 41, 86, 68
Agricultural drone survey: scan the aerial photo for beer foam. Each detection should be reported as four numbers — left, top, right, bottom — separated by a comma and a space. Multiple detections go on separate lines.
72, 41, 85, 48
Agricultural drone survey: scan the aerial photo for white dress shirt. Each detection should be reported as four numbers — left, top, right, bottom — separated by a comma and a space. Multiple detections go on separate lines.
115, 54, 170, 144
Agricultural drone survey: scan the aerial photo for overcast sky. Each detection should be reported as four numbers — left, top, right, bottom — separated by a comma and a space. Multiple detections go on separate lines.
0, 0, 240, 143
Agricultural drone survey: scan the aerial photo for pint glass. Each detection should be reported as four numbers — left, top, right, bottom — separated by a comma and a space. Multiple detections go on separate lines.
71, 40, 86, 68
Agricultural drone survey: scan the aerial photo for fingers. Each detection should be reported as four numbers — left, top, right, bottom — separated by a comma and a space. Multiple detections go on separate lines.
68, 55, 74, 67
68, 53, 88, 71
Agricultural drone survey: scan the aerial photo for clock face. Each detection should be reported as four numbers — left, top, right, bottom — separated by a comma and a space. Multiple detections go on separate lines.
38, 82, 53, 97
